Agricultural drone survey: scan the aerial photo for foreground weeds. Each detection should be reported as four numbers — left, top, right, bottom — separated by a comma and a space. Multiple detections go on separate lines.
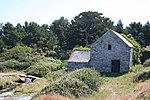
32, 68, 103, 99
79, 65, 149, 100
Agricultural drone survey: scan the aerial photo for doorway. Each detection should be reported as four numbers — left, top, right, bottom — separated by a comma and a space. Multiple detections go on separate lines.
111, 60, 120, 73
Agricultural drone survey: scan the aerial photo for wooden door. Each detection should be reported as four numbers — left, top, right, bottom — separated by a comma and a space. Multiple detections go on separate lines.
111, 60, 120, 73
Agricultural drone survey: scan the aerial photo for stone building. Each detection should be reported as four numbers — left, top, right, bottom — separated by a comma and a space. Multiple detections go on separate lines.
67, 50, 90, 71
90, 30, 133, 73
68, 30, 133, 73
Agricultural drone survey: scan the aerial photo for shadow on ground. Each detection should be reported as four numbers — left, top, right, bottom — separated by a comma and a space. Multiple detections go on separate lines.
101, 72, 126, 77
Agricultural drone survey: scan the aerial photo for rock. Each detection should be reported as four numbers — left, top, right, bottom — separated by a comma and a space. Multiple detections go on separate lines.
25, 78, 31, 84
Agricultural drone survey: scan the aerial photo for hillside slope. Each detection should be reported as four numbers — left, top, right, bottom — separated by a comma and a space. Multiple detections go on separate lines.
79, 65, 150, 100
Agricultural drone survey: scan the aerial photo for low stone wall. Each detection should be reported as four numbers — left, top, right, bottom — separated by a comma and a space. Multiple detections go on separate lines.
67, 62, 88, 71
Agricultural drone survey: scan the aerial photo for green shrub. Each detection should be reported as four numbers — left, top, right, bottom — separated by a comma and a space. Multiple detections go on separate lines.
37, 68, 103, 98
0, 60, 30, 72
143, 58, 150, 67
122, 34, 141, 65
129, 65, 144, 73
46, 70, 67, 81
133, 69, 150, 82
0, 45, 35, 71
25, 58, 62, 77
39, 77, 92, 98
67, 68, 102, 91
0, 45, 32, 62
58, 52, 68, 60
56, 50, 71, 60
0, 54, 47, 72
73, 45, 90, 51
59, 61, 68, 70
45, 50, 57, 58
0, 45, 63, 72
140, 47, 150, 64
26, 65, 50, 77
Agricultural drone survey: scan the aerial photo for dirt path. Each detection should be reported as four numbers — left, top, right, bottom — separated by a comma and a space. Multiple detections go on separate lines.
99, 84, 119, 100
107, 86, 118, 100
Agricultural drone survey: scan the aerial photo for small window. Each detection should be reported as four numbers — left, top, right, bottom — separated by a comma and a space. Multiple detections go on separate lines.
108, 44, 111, 50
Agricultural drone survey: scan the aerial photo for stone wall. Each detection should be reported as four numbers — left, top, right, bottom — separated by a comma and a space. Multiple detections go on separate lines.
90, 31, 133, 73
67, 62, 89, 71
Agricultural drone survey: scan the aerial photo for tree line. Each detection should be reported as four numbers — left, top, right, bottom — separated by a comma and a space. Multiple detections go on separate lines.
0, 11, 149, 54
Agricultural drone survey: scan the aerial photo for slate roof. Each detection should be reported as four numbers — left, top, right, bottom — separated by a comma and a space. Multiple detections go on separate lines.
108, 30, 133, 48
68, 50, 90, 62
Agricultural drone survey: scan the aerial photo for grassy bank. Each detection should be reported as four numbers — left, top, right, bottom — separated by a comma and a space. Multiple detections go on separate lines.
78, 65, 150, 100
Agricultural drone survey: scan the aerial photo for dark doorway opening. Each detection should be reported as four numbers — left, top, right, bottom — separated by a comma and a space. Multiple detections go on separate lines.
108, 44, 111, 50
111, 60, 120, 73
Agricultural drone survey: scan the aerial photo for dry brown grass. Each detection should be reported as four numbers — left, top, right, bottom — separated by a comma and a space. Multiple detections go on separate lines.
119, 80, 150, 100
0, 72, 25, 76
37, 95, 71, 100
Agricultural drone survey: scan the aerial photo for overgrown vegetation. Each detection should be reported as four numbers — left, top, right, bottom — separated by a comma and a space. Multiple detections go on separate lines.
25, 58, 62, 77
0, 11, 149, 57
73, 46, 91, 51
0, 45, 65, 76
46, 69, 67, 81
122, 34, 141, 64
140, 47, 150, 64
0, 60, 29, 72
77, 65, 146, 100
143, 58, 150, 67
133, 67, 150, 82
130, 64, 145, 73
0, 45, 32, 62
67, 68, 102, 91
0, 45, 34, 72
33, 68, 103, 99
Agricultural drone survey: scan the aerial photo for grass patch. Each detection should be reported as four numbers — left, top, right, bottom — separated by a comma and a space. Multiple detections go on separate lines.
81, 65, 145, 100
106, 73, 136, 95
73, 46, 90, 51
80, 90, 111, 100
130, 64, 145, 73
0, 78, 7, 86
14, 78, 49, 94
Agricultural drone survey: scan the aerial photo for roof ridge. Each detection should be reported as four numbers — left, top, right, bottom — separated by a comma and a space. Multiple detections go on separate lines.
108, 30, 133, 48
